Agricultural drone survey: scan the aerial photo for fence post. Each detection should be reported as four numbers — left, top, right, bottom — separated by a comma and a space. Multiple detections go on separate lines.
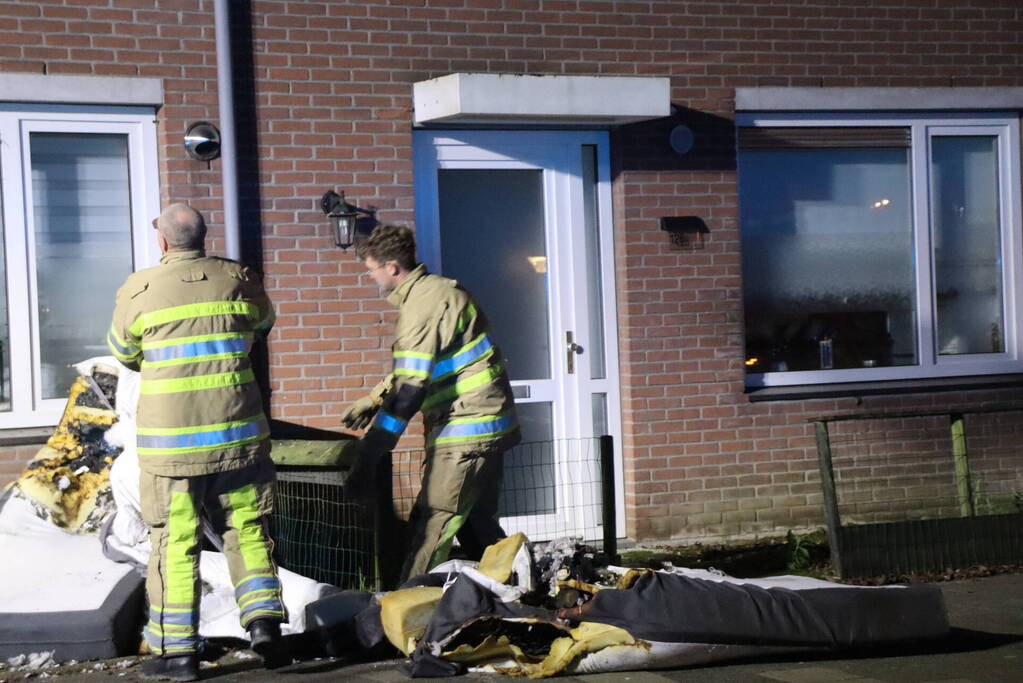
813, 420, 844, 577
599, 435, 618, 564
950, 413, 975, 517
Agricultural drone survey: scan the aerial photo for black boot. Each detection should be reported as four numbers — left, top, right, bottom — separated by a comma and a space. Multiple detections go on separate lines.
247, 618, 291, 669
139, 654, 199, 681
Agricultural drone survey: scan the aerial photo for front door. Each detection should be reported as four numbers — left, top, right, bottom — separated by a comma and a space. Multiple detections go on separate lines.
413, 130, 622, 541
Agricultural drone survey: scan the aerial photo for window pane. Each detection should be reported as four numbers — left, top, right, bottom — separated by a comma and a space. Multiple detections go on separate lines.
931, 136, 1004, 355
31, 133, 134, 399
740, 145, 917, 372
0, 179, 9, 413
438, 169, 551, 380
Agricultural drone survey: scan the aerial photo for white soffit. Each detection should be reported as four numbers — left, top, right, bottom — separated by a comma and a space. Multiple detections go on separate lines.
414, 73, 671, 126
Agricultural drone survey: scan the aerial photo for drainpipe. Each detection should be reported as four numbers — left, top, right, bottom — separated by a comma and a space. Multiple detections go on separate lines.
213, 0, 241, 261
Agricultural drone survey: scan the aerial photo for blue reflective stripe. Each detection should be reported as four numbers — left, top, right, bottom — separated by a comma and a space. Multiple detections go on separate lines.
433, 414, 516, 441
239, 598, 286, 620
143, 336, 249, 362
431, 334, 493, 379
106, 329, 136, 356
137, 418, 269, 451
149, 607, 197, 627
394, 354, 433, 375
145, 629, 198, 654
372, 412, 408, 436
235, 575, 280, 600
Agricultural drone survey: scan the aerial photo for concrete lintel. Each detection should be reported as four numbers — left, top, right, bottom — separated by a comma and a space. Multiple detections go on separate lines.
414, 73, 671, 126
736, 87, 1023, 112
0, 73, 163, 107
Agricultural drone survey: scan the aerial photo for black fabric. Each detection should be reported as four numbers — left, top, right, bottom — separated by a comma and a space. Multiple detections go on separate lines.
578, 573, 948, 648
407, 574, 555, 677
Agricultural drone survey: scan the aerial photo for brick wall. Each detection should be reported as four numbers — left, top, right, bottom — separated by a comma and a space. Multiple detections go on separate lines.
0, 1, 1021, 542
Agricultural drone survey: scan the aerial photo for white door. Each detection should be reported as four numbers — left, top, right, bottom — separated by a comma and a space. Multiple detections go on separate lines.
413, 130, 623, 541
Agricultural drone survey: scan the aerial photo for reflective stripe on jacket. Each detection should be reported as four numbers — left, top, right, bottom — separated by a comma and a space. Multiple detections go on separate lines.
365, 264, 520, 455
107, 249, 275, 476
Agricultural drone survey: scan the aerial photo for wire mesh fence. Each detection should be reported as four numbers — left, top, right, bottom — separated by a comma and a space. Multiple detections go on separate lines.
270, 436, 616, 590
813, 407, 1023, 577
270, 469, 376, 590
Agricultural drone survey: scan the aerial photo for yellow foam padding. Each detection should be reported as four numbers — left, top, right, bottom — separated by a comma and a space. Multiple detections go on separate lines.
15, 375, 119, 532
530, 622, 638, 678
476, 531, 529, 583
379, 586, 444, 655
443, 634, 526, 665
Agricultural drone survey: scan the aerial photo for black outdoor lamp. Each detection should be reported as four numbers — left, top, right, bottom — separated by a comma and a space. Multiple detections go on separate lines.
320, 190, 369, 250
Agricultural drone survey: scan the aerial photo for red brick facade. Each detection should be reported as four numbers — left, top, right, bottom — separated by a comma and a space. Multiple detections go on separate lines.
1, 1, 1021, 543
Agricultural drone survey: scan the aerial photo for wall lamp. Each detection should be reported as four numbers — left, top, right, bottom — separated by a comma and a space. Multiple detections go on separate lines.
320, 190, 372, 250
661, 216, 709, 249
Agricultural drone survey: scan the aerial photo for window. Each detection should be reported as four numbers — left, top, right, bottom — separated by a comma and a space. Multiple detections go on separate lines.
0, 106, 159, 427
738, 113, 1022, 387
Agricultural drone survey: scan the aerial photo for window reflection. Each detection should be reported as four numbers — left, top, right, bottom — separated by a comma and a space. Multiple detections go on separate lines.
740, 146, 917, 373
932, 136, 1004, 356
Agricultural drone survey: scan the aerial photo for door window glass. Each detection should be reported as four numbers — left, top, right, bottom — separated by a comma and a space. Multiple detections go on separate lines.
0, 180, 8, 413
582, 145, 607, 380
31, 132, 134, 398
438, 169, 550, 380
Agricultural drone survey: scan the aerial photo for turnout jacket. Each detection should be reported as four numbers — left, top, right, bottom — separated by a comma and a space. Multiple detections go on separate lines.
106, 249, 275, 476
365, 264, 520, 456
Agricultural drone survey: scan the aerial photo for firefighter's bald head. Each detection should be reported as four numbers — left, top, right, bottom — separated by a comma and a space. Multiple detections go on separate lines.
156, 203, 207, 250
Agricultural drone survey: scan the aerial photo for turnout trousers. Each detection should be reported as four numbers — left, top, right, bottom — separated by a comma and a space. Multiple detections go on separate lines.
400, 448, 506, 582
140, 459, 285, 655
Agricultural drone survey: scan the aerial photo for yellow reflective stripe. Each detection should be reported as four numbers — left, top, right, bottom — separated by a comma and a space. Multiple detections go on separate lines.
138, 414, 265, 437
237, 590, 279, 609
432, 424, 517, 446
129, 300, 260, 337
142, 331, 251, 350
106, 337, 136, 362
166, 491, 198, 605
137, 432, 266, 456
234, 571, 276, 589
395, 368, 430, 378
394, 350, 433, 360
147, 622, 194, 635
228, 485, 271, 572
144, 351, 248, 368
421, 363, 504, 410
139, 369, 255, 395
454, 301, 477, 335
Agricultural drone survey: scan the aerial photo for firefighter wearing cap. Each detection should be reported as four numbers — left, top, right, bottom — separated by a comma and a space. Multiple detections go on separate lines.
107, 203, 286, 680
342, 224, 520, 582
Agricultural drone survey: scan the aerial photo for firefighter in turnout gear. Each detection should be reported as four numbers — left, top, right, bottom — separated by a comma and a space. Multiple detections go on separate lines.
342, 224, 520, 582
107, 204, 287, 680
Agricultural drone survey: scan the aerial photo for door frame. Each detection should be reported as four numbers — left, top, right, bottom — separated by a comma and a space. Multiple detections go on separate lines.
413, 129, 625, 540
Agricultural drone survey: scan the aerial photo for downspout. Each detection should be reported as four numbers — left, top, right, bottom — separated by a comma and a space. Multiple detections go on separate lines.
213, 0, 241, 261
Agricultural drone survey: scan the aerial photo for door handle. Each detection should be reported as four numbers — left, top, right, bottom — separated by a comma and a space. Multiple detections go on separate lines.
566, 331, 582, 374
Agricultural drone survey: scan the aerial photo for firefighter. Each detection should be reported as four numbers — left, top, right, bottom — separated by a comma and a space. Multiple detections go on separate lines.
342, 224, 521, 582
107, 204, 287, 680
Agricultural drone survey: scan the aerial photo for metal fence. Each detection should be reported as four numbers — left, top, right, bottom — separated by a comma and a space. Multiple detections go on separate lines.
812, 406, 1023, 578
271, 436, 617, 590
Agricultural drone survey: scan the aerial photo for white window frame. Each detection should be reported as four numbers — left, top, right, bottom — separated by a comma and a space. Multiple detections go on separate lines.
738, 112, 1023, 388
0, 104, 160, 428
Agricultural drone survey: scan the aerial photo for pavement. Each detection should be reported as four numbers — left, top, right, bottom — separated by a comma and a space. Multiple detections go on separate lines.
8, 572, 1021, 683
